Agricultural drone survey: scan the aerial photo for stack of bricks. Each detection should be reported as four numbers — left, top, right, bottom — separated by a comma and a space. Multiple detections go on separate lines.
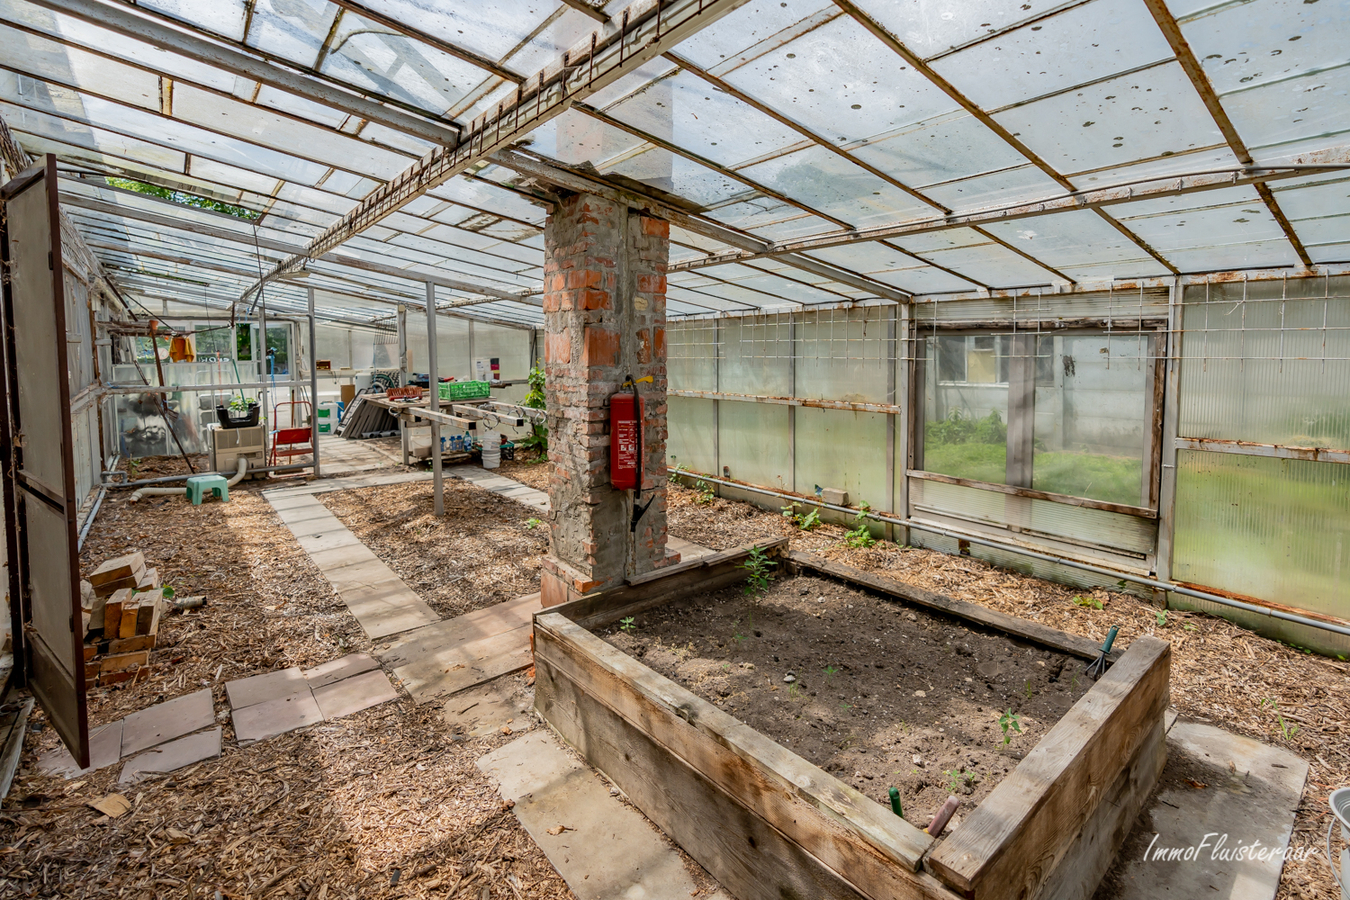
541, 192, 676, 607
81, 552, 170, 687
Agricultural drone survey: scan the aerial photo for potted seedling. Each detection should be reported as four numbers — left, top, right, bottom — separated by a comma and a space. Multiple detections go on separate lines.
216, 393, 260, 428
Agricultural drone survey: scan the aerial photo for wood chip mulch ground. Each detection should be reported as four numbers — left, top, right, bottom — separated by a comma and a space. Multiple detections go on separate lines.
317, 480, 548, 619
664, 483, 1349, 900
2, 474, 571, 900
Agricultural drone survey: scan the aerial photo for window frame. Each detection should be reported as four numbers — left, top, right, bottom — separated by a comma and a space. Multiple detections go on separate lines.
909, 321, 1167, 519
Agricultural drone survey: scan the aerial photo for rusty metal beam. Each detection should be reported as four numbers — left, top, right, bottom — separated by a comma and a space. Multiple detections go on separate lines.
1140, 0, 1313, 268
557, 0, 610, 23
833, 0, 1180, 275
243, 0, 755, 305
1174, 437, 1350, 465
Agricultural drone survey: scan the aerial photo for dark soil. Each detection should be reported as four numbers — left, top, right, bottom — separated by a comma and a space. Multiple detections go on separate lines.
604, 572, 1094, 830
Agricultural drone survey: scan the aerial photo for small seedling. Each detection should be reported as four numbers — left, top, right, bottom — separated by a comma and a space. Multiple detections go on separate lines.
126, 458, 141, 478
1070, 674, 1079, 691
1024, 679, 1033, 699
780, 502, 822, 531
823, 664, 840, 681
944, 768, 976, 793
694, 479, 716, 505
1156, 610, 1168, 627
740, 546, 777, 595
1278, 715, 1299, 741
1183, 622, 1197, 632
668, 463, 684, 485
787, 683, 802, 700
525, 517, 542, 529
162, 584, 176, 600
619, 616, 637, 634
999, 708, 1022, 745
1072, 595, 1104, 610
844, 502, 876, 548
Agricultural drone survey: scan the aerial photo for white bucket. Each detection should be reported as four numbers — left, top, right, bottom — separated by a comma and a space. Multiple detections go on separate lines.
481, 431, 500, 469
1332, 788, 1350, 900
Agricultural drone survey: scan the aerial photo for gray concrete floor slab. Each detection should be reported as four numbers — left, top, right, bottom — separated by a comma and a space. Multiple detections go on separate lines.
1096, 720, 1309, 900
311, 669, 399, 720
478, 731, 730, 900
303, 652, 380, 689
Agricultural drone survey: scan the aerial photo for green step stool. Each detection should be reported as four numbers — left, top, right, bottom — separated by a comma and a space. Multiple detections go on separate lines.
186, 474, 230, 505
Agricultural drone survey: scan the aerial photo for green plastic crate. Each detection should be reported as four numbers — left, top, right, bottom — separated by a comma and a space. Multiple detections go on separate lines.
439, 380, 491, 401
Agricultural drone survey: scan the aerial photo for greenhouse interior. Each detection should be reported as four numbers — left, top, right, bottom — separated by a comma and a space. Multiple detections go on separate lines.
0, 0, 1347, 898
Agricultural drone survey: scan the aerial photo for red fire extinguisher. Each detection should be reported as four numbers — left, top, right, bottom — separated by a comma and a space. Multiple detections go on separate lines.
610, 376, 651, 491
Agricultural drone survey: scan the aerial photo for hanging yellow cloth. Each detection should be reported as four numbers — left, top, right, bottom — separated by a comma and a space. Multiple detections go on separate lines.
169, 333, 196, 362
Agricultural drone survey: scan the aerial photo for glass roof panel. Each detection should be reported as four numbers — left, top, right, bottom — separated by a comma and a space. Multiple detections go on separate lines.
1178, 0, 1349, 96
718, 272, 850, 305
1, 25, 158, 109
2, 99, 188, 172
135, 0, 249, 42
919, 164, 1064, 212
1056, 258, 1171, 280
992, 62, 1224, 175
845, 0, 1056, 62
873, 264, 982, 294
245, 0, 336, 70
354, 0, 560, 64
738, 145, 938, 226
890, 226, 988, 254
606, 149, 752, 209
1221, 65, 1350, 153
931, 0, 1174, 111
171, 85, 412, 180
1272, 174, 1350, 221
527, 109, 648, 167
982, 208, 1157, 267
918, 241, 1060, 287
252, 85, 349, 129
603, 70, 805, 169
587, 59, 679, 111
1067, 146, 1239, 190
1114, 193, 1290, 252
721, 14, 960, 145
321, 11, 491, 116
847, 111, 1033, 189
427, 175, 548, 225
502, 7, 598, 75
804, 241, 980, 293
704, 197, 836, 240
676, 0, 832, 72
667, 285, 760, 312
1164, 240, 1295, 271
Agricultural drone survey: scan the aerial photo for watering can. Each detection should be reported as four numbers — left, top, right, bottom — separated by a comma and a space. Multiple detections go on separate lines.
1332, 788, 1350, 900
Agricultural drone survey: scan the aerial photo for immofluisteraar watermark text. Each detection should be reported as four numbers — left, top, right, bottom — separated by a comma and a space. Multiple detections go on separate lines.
1143, 833, 1318, 863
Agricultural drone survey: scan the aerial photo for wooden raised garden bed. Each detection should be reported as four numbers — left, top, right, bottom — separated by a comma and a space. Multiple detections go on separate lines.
533, 542, 1170, 900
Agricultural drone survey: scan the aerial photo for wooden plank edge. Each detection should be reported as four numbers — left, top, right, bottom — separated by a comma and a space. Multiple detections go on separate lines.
0, 697, 35, 801
787, 551, 1120, 663
534, 613, 941, 882
538, 538, 789, 628
925, 636, 1170, 897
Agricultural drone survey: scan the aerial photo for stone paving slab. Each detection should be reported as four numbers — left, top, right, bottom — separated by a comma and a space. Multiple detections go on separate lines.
311, 669, 399, 720
119, 728, 221, 785
121, 689, 214, 757
37, 720, 123, 779
303, 652, 380, 689
478, 731, 732, 900
232, 692, 324, 743
225, 667, 308, 710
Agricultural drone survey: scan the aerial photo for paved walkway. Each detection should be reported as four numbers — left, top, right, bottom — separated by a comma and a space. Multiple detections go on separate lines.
266, 464, 710, 701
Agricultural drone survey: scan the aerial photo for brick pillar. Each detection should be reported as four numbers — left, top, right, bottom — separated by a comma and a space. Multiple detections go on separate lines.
540, 193, 675, 607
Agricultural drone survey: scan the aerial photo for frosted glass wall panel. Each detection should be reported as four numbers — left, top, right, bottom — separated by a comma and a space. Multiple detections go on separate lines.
795, 307, 891, 402
1173, 451, 1348, 622
1032, 333, 1149, 506
795, 408, 889, 510
668, 398, 717, 475
473, 322, 532, 381
719, 403, 791, 490
1180, 279, 1350, 449
668, 321, 718, 391
315, 325, 351, 370
718, 317, 791, 396
921, 334, 1009, 483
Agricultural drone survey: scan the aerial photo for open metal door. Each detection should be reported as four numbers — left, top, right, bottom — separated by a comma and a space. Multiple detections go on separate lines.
0, 155, 89, 767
